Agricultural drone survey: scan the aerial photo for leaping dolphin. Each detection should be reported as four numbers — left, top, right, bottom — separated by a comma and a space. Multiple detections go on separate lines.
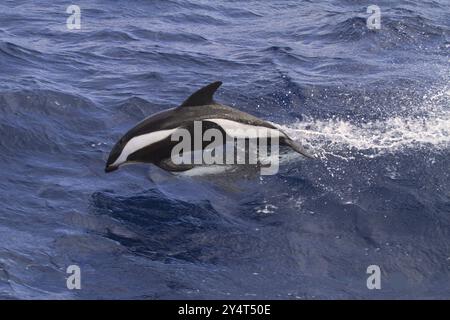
105, 81, 313, 173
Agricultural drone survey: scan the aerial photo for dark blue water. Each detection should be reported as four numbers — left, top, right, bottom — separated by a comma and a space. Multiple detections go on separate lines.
0, 0, 449, 299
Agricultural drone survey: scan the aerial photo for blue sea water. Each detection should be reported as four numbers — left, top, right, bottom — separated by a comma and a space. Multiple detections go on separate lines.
0, 0, 449, 299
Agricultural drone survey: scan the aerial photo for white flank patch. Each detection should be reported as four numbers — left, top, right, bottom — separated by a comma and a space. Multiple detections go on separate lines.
111, 128, 177, 167
207, 118, 285, 139
112, 119, 284, 168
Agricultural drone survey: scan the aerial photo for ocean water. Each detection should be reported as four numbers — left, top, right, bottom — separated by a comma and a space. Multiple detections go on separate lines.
0, 0, 449, 299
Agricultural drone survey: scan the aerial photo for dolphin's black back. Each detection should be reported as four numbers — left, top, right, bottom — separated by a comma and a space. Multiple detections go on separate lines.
123, 103, 278, 141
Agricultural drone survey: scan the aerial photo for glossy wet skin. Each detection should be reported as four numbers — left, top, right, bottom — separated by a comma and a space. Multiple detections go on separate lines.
105, 103, 280, 172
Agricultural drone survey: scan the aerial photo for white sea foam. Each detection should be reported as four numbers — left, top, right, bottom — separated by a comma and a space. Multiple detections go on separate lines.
281, 85, 450, 160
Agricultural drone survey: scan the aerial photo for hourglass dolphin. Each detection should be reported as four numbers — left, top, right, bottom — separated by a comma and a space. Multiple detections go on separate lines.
105, 81, 313, 173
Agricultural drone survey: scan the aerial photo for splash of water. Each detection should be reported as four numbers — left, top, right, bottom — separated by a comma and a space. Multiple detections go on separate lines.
283, 86, 450, 159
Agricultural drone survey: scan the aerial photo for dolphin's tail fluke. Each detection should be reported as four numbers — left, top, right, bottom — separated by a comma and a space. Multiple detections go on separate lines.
282, 137, 315, 159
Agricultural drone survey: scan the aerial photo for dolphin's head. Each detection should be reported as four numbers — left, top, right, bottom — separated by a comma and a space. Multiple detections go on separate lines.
105, 136, 128, 173
105, 126, 170, 173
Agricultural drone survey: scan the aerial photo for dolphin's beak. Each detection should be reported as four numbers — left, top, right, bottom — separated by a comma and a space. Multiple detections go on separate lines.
105, 165, 119, 173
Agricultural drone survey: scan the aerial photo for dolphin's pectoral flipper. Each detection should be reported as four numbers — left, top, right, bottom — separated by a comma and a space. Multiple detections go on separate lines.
156, 158, 195, 172
180, 81, 222, 107
282, 137, 315, 159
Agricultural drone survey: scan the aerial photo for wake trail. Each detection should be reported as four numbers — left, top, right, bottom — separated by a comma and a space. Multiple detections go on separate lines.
282, 86, 450, 160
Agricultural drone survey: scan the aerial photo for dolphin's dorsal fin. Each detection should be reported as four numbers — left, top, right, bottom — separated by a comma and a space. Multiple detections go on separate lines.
180, 81, 222, 107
